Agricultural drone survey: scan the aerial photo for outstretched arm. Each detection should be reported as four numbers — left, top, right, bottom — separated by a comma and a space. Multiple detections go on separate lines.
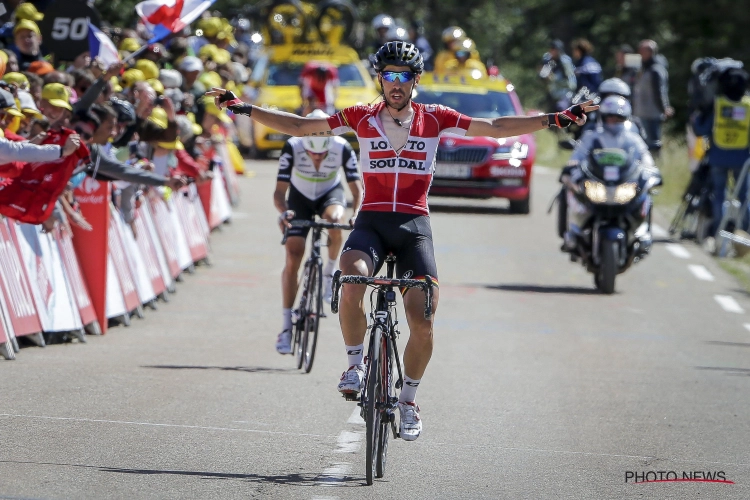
205, 87, 333, 137
467, 100, 598, 139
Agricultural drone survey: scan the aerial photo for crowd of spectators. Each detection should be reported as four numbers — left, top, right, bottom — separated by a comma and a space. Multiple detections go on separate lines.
0, 2, 249, 236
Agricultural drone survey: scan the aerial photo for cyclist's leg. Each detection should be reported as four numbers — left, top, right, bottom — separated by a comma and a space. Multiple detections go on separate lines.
317, 184, 347, 268
282, 236, 306, 309
280, 186, 314, 343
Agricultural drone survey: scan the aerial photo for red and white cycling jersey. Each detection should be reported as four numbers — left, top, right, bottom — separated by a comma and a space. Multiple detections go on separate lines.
327, 101, 471, 215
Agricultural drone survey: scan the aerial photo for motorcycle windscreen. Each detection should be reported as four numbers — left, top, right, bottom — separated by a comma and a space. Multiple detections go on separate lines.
589, 148, 637, 183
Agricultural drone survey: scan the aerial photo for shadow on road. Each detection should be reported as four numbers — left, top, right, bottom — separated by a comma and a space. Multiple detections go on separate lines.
428, 202, 511, 215
705, 341, 750, 348
142, 365, 298, 374
695, 366, 750, 376
485, 284, 600, 295
0, 460, 363, 487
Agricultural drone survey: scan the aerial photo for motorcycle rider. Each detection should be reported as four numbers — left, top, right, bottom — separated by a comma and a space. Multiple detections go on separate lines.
597, 77, 647, 140
559, 95, 659, 250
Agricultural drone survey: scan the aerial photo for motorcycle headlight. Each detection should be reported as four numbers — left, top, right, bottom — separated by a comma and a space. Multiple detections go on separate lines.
583, 180, 607, 203
614, 183, 637, 204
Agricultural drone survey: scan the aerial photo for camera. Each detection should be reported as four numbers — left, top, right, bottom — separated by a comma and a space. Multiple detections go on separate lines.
153, 95, 166, 106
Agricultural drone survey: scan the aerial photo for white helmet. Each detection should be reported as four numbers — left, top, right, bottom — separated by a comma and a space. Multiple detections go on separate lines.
304, 110, 331, 153
371, 14, 394, 30
386, 25, 409, 42
599, 78, 631, 98
599, 95, 632, 119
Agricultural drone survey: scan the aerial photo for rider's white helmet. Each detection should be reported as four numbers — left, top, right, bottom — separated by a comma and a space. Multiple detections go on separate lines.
599, 78, 631, 98
599, 95, 632, 119
371, 14, 394, 31
304, 110, 332, 153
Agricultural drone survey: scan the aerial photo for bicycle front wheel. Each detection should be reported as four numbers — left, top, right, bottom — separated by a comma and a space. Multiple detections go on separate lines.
295, 262, 312, 370
303, 258, 322, 373
376, 330, 392, 478
365, 325, 383, 486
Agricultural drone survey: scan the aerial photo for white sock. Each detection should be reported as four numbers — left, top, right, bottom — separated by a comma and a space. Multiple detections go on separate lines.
346, 344, 364, 367
282, 308, 292, 332
324, 259, 336, 277
399, 375, 420, 403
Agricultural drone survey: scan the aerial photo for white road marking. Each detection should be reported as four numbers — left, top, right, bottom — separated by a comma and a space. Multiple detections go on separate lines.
666, 244, 691, 259
347, 407, 364, 425
317, 463, 351, 486
688, 264, 715, 281
714, 295, 745, 314
744, 324, 750, 332
334, 430, 364, 453
652, 224, 669, 238
0, 413, 332, 438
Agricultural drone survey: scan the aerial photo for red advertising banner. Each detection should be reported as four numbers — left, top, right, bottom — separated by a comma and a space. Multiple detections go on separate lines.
72, 177, 111, 332
132, 209, 167, 297
174, 192, 209, 262
107, 209, 140, 313
0, 219, 42, 336
54, 227, 97, 326
148, 195, 182, 279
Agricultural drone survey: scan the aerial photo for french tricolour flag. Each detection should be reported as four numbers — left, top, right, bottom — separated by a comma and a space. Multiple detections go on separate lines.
135, 0, 216, 43
87, 22, 120, 69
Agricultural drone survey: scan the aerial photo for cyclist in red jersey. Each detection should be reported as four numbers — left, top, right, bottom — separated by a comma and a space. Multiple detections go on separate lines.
207, 41, 597, 441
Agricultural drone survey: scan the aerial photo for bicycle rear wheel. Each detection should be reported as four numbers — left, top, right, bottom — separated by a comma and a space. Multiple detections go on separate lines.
365, 325, 383, 486
303, 258, 322, 373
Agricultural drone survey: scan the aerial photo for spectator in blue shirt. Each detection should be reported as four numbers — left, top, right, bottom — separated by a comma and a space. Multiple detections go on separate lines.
571, 38, 602, 94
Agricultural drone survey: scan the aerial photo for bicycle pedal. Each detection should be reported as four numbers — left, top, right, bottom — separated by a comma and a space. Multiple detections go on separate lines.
342, 392, 360, 402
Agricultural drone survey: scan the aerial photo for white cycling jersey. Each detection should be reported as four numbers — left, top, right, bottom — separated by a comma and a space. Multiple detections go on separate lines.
277, 136, 360, 200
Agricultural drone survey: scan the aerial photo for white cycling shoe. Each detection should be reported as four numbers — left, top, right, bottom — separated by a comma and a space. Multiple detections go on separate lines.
398, 401, 422, 441
275, 329, 293, 354
337, 365, 365, 394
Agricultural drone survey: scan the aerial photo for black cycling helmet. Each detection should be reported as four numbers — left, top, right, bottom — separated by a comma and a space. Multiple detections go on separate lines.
371, 41, 424, 73
109, 97, 136, 125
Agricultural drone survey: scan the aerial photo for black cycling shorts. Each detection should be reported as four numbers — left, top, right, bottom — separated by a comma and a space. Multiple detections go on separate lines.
342, 211, 438, 284
287, 183, 346, 238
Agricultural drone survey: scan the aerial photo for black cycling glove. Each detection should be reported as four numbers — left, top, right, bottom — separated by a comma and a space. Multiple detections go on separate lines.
217, 90, 252, 116
547, 104, 585, 128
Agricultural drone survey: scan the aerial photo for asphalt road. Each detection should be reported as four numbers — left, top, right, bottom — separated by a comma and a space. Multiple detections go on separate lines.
2, 159, 750, 499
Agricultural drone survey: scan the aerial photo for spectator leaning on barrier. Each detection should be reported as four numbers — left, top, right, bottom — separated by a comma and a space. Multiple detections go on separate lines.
632, 39, 673, 152
691, 68, 750, 241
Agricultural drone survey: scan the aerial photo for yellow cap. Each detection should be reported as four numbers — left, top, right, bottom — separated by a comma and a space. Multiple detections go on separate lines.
2, 72, 29, 90
119, 37, 141, 53
203, 95, 232, 124
110, 75, 123, 93
157, 139, 185, 150
198, 44, 217, 60
2, 101, 24, 118
121, 68, 145, 88
41, 83, 72, 111
13, 19, 40, 36
148, 107, 168, 129
146, 78, 164, 95
135, 59, 159, 80
198, 71, 222, 91
15, 3, 44, 21
197, 17, 222, 38
186, 112, 203, 136
213, 48, 231, 65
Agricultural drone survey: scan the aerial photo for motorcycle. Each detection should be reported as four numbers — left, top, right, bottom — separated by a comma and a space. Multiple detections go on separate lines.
559, 147, 662, 293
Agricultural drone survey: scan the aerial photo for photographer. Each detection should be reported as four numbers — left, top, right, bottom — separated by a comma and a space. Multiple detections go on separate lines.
113, 81, 178, 147
691, 68, 750, 242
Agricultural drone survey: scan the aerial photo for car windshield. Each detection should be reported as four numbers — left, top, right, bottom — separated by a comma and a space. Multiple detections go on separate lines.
414, 90, 516, 118
265, 63, 365, 86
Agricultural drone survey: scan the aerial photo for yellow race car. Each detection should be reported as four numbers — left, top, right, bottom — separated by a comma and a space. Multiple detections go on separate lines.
248, 43, 379, 157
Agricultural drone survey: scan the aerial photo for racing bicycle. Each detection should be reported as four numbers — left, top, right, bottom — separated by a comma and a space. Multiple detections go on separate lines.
331, 254, 434, 485
282, 219, 352, 373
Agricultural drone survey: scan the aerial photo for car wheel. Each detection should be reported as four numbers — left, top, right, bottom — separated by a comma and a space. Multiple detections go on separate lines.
509, 196, 530, 215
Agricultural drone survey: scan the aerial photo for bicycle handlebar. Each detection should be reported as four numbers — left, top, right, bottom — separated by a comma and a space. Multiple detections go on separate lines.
281, 220, 354, 245
330, 271, 435, 320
